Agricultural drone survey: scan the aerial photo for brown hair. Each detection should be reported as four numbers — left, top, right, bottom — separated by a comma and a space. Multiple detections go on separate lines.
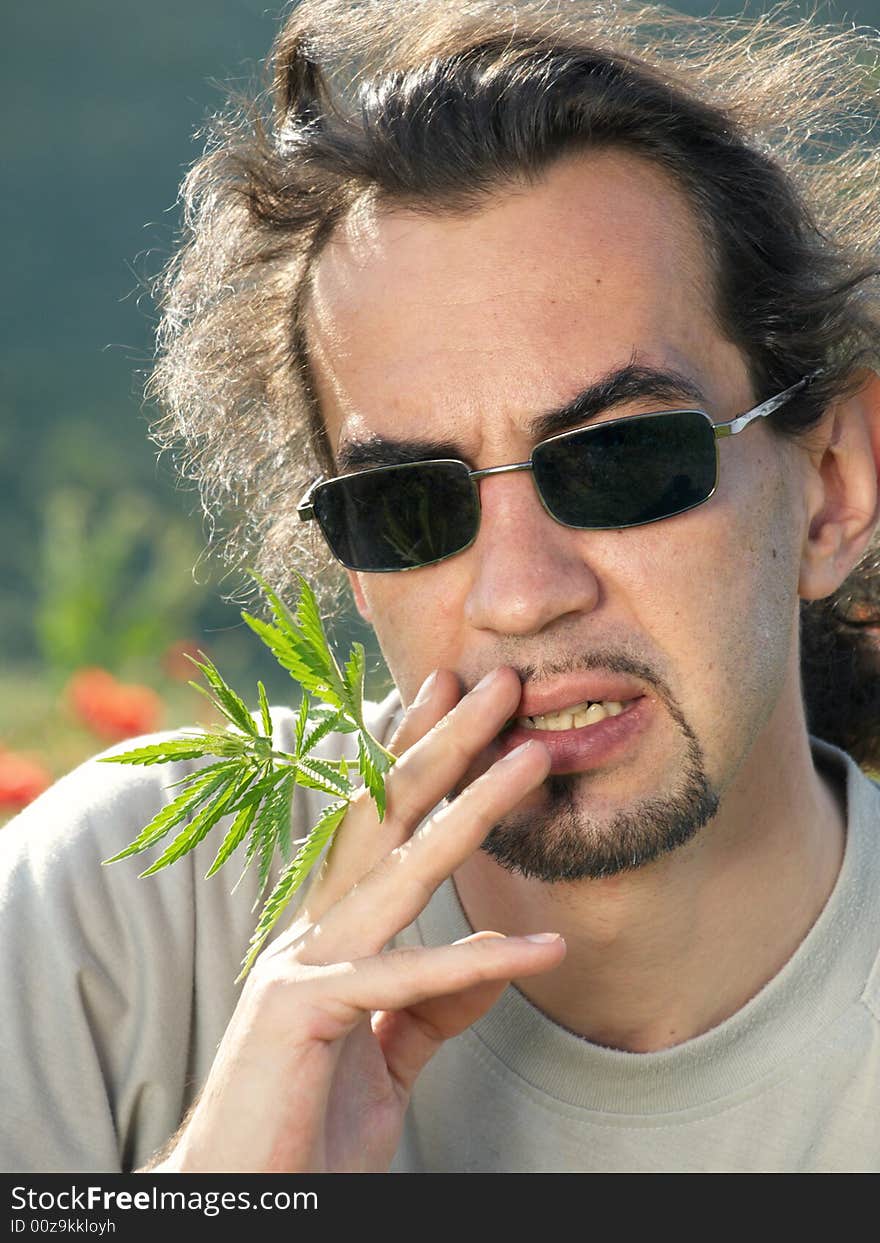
149, 0, 880, 767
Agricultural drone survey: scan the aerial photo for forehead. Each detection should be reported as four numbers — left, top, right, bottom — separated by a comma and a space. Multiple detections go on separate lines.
305, 150, 746, 456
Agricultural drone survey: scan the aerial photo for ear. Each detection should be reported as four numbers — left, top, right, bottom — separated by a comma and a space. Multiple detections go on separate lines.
345, 569, 372, 622
798, 369, 880, 602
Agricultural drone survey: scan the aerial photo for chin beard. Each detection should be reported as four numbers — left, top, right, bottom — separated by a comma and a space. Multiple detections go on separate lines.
479, 742, 720, 882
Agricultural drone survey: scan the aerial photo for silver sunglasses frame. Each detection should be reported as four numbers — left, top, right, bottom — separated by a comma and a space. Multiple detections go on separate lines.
297, 374, 817, 570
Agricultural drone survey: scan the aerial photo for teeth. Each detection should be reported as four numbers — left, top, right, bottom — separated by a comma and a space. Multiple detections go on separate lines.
518, 700, 627, 730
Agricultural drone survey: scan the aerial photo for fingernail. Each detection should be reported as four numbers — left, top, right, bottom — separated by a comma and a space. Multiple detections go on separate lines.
524, 933, 562, 944
471, 668, 501, 696
413, 670, 439, 706
453, 931, 506, 946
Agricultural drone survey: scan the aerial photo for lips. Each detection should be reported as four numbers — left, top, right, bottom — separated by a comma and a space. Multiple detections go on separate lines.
497, 694, 654, 774
515, 674, 647, 721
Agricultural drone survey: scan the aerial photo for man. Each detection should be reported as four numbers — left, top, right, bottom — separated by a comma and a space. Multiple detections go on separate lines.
2, 0, 880, 1173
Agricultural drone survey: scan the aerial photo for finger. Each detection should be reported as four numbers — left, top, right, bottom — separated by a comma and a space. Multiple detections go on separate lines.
370, 931, 515, 1092
300, 669, 461, 919
385, 668, 462, 756
298, 666, 524, 926
293, 737, 551, 963
380, 666, 524, 831
288, 932, 565, 1047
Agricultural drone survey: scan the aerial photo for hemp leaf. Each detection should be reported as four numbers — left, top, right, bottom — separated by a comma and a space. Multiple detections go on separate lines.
101, 572, 395, 979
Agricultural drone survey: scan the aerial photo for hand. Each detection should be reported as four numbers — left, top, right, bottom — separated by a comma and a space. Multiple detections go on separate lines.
150, 667, 565, 1173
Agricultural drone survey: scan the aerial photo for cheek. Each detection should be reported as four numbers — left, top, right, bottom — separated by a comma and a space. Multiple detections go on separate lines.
357, 569, 467, 701
645, 445, 801, 718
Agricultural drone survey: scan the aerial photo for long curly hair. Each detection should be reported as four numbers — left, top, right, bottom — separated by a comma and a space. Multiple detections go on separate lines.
149, 0, 880, 767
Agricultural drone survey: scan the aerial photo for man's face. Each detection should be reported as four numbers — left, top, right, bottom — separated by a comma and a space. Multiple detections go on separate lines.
305, 151, 809, 881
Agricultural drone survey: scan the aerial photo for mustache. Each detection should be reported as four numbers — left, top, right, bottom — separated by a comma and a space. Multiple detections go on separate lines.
460, 647, 693, 739
463, 649, 670, 701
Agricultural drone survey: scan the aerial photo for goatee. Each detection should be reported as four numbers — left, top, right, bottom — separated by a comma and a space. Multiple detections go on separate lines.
480, 734, 719, 882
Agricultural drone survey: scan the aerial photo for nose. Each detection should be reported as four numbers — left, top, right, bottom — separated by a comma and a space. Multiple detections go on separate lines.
463, 470, 601, 636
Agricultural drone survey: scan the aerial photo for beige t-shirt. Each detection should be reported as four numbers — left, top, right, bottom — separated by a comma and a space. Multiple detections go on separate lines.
1, 691, 879, 1173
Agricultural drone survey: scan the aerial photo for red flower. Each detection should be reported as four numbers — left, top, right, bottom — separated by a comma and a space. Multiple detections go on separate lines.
161, 638, 204, 683
0, 749, 53, 811
67, 668, 163, 741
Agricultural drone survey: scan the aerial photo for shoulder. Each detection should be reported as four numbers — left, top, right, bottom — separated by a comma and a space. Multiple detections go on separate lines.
1, 730, 192, 892
854, 766, 880, 1023
0, 727, 214, 974
825, 745, 880, 1024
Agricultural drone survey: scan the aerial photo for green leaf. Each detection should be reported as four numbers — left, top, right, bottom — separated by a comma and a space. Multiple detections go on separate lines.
183, 666, 256, 740
181, 731, 257, 761
162, 757, 253, 791
192, 652, 259, 737
257, 773, 296, 900
237, 800, 349, 980
293, 574, 349, 706
234, 769, 296, 900
102, 761, 241, 865
309, 703, 357, 733
292, 574, 331, 664
290, 750, 352, 800
262, 571, 327, 668
241, 611, 341, 705
223, 766, 288, 814
358, 732, 394, 821
237, 826, 263, 891
294, 691, 311, 756
98, 736, 221, 767
289, 771, 349, 799
343, 642, 366, 725
294, 755, 353, 799
139, 772, 248, 877
257, 681, 272, 739
205, 797, 260, 878
278, 807, 298, 864
247, 572, 350, 711
300, 709, 346, 758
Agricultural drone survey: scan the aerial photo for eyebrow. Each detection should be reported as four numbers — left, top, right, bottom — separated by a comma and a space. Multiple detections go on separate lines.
334, 362, 708, 473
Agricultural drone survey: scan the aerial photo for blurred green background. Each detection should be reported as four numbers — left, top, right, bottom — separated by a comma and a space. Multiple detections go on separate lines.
1, 1, 878, 814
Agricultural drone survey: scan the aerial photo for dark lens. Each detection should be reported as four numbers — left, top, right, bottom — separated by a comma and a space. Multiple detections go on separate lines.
532, 410, 717, 529
312, 461, 479, 571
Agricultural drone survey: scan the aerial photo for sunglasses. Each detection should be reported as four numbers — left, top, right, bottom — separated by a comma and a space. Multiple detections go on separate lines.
297, 375, 815, 572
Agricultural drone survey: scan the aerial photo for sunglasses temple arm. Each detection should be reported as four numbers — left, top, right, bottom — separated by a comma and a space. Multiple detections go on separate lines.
297, 476, 327, 522
714, 372, 821, 439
